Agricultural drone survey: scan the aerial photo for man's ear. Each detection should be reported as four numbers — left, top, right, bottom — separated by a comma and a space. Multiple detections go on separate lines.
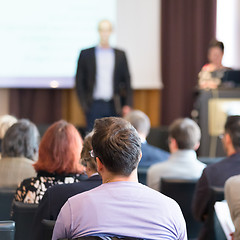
169, 137, 178, 153
225, 133, 232, 146
96, 157, 103, 173
194, 142, 200, 151
138, 151, 142, 163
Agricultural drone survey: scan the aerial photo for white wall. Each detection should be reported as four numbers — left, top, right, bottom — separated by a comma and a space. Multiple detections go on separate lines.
116, 0, 162, 89
217, 0, 240, 69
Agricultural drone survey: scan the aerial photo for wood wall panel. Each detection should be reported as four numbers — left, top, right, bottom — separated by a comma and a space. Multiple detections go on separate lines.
62, 89, 86, 126
0, 89, 9, 116
133, 90, 161, 127
62, 89, 162, 127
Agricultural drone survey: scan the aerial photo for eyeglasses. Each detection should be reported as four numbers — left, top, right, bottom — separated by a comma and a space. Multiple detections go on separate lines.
89, 150, 102, 163
218, 134, 224, 140
89, 150, 95, 158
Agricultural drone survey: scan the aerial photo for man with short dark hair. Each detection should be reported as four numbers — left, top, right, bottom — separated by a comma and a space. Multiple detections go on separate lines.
52, 117, 187, 240
124, 110, 169, 167
192, 115, 240, 240
147, 118, 206, 191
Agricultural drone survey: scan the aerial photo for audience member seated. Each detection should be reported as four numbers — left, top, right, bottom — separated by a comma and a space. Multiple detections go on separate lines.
0, 115, 17, 156
147, 118, 206, 191
124, 110, 169, 167
0, 119, 39, 188
52, 117, 187, 240
32, 132, 102, 240
198, 39, 230, 90
14, 120, 85, 204
225, 175, 240, 240
192, 115, 240, 240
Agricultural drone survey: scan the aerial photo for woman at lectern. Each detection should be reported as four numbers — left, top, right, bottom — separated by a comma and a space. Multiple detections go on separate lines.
198, 39, 230, 89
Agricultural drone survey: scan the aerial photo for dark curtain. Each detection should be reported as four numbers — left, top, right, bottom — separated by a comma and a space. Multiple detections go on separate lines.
161, 0, 217, 125
9, 89, 62, 124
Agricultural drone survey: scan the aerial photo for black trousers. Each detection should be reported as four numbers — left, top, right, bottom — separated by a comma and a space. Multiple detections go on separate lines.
86, 100, 117, 133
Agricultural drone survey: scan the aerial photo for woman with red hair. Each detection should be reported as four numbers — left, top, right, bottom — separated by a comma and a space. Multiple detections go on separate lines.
14, 120, 85, 204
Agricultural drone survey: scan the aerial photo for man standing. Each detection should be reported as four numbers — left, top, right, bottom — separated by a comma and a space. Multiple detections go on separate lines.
52, 117, 187, 240
192, 115, 240, 240
76, 20, 132, 131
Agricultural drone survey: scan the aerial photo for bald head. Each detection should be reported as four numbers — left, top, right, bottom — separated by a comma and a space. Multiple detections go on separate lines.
98, 20, 112, 31
98, 20, 113, 47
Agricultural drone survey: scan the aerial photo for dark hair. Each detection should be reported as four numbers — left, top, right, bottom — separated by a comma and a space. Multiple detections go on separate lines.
2, 119, 40, 160
81, 132, 97, 172
34, 120, 83, 174
169, 118, 201, 150
209, 39, 224, 52
92, 117, 141, 176
224, 115, 240, 151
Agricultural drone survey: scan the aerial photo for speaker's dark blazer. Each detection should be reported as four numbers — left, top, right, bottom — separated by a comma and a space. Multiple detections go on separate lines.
76, 47, 132, 115
32, 174, 102, 240
139, 142, 169, 167
192, 152, 240, 240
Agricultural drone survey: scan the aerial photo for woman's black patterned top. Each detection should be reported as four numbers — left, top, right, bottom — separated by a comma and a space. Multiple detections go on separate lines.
14, 171, 87, 204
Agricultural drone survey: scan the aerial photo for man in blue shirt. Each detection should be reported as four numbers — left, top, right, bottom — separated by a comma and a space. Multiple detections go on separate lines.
124, 110, 169, 167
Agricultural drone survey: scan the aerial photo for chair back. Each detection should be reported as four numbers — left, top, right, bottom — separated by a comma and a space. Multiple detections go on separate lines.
0, 188, 16, 220
11, 201, 38, 240
41, 219, 56, 240
0, 220, 15, 240
147, 127, 169, 152
160, 178, 202, 239
198, 157, 224, 166
137, 167, 148, 185
65, 237, 145, 240
206, 187, 225, 240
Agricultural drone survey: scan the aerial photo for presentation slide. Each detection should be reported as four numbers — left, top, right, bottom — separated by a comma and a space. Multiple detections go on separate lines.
0, 0, 116, 88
